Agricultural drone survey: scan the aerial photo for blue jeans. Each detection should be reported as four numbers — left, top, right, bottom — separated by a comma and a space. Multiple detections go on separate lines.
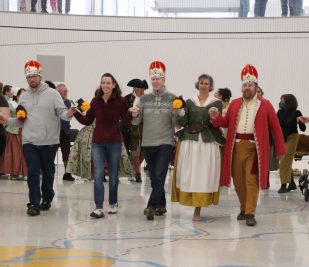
143, 145, 173, 209
254, 0, 268, 17
281, 0, 303, 16
23, 144, 58, 207
92, 143, 121, 209
290, 0, 303, 16
238, 0, 250, 17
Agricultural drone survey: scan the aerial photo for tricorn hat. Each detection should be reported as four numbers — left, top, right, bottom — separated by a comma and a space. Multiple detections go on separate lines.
127, 79, 148, 89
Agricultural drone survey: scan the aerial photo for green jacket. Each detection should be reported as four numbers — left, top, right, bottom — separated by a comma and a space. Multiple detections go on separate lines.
176, 98, 225, 145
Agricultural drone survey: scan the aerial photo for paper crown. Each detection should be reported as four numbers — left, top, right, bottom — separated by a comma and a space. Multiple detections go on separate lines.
24, 60, 42, 77
241, 64, 258, 84
149, 61, 166, 78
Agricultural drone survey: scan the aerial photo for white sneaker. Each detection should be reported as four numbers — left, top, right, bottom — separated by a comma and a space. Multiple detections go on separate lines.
108, 204, 118, 214
90, 208, 104, 218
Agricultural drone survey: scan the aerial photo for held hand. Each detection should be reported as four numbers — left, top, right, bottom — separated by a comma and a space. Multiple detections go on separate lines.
171, 107, 178, 117
209, 107, 219, 120
277, 154, 285, 161
129, 107, 140, 118
67, 107, 77, 118
297, 116, 309, 124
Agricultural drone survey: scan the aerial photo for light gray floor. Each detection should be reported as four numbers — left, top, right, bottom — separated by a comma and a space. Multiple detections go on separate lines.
0, 166, 308, 267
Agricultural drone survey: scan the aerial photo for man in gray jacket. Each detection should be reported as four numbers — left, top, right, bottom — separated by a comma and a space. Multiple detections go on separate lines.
3, 60, 75, 216
130, 61, 177, 220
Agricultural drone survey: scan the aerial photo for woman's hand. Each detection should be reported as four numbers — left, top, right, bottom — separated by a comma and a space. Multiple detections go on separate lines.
297, 116, 309, 124
66, 107, 77, 118
129, 107, 140, 118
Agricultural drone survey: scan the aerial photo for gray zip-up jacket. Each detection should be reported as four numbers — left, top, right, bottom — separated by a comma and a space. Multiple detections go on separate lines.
132, 88, 176, 147
8, 83, 70, 145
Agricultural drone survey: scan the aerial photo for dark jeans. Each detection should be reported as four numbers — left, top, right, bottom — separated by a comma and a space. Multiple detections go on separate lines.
59, 129, 70, 162
23, 144, 58, 207
143, 145, 173, 209
31, 0, 47, 11
254, 0, 268, 17
57, 0, 71, 13
92, 143, 121, 209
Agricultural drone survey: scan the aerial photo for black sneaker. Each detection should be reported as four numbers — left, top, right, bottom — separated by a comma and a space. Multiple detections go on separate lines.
246, 215, 257, 226
287, 181, 297, 192
135, 173, 142, 183
144, 207, 154, 220
155, 207, 167, 216
39, 201, 51, 211
63, 173, 75, 181
278, 183, 288, 193
27, 205, 40, 216
237, 211, 246, 220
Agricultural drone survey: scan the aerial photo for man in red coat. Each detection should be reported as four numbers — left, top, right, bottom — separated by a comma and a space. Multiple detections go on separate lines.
210, 64, 286, 226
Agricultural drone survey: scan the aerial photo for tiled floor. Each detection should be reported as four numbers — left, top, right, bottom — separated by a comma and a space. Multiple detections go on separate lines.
0, 166, 308, 267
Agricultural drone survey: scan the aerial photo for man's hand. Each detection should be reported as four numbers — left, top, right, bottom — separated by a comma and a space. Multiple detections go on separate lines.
66, 107, 77, 118
171, 107, 178, 117
209, 107, 219, 120
129, 107, 140, 118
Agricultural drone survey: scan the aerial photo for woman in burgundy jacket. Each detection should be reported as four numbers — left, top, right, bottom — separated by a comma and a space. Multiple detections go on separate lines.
74, 73, 132, 219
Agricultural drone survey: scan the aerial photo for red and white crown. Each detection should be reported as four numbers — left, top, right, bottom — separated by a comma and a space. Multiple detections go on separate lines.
24, 60, 42, 77
241, 64, 258, 84
149, 61, 166, 78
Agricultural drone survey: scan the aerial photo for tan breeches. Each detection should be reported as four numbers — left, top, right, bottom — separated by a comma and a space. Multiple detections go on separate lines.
232, 140, 259, 215
279, 133, 299, 184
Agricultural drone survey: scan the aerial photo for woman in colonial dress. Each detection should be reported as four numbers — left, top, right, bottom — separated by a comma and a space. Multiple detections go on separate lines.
172, 74, 225, 221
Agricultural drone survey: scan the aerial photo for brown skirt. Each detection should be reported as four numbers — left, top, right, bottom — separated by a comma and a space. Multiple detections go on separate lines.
0, 131, 28, 176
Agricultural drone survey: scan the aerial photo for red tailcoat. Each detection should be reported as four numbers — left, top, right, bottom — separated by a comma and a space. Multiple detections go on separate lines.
212, 96, 286, 189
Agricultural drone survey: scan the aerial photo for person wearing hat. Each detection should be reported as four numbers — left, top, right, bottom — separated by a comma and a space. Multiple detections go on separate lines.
130, 61, 177, 220
2, 60, 75, 216
123, 79, 148, 183
209, 64, 286, 226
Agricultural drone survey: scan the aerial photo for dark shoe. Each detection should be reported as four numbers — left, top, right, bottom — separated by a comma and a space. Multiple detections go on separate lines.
63, 173, 75, 181
41, 10, 48, 13
30, 8, 36, 12
27, 205, 40, 216
90, 208, 104, 219
278, 183, 288, 193
237, 211, 246, 220
39, 201, 51, 211
155, 206, 167, 216
144, 207, 154, 220
246, 215, 257, 226
287, 181, 297, 192
135, 173, 142, 183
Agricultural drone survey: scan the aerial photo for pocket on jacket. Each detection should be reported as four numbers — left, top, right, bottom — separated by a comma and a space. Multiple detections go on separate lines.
25, 121, 48, 142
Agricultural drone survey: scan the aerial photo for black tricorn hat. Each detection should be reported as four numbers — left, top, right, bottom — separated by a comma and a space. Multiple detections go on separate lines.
127, 79, 148, 89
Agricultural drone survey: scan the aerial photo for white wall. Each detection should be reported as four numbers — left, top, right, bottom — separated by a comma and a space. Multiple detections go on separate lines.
1, 12, 309, 130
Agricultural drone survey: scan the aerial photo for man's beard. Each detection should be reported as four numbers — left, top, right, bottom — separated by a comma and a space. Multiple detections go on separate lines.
243, 91, 254, 100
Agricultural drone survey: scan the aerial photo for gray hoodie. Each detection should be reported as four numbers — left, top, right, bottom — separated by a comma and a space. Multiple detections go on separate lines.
8, 83, 70, 145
